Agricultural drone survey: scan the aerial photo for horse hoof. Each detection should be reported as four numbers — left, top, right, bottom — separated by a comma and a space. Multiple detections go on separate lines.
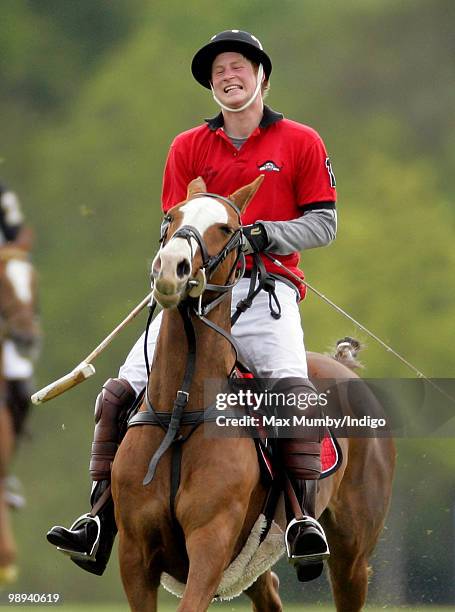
0, 564, 19, 586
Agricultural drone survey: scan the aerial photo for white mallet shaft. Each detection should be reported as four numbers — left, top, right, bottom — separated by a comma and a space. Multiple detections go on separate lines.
31, 292, 153, 405
31, 362, 96, 404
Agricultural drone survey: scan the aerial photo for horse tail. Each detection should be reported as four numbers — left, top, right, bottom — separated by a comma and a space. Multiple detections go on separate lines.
332, 336, 363, 371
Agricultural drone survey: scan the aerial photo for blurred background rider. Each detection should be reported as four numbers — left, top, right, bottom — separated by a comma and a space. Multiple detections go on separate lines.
0, 182, 36, 509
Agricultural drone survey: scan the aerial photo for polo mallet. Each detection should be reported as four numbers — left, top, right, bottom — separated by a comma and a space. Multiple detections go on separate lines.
264, 253, 455, 406
31, 292, 153, 405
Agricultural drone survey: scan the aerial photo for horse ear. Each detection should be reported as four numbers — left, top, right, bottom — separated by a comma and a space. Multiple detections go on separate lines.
187, 177, 207, 199
229, 175, 265, 214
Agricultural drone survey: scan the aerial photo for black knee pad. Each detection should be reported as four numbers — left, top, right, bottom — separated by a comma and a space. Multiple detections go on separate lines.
7, 378, 33, 438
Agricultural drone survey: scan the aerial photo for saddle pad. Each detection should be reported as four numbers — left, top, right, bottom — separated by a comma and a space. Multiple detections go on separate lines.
257, 429, 342, 481
321, 429, 342, 478
161, 514, 285, 601
234, 366, 342, 479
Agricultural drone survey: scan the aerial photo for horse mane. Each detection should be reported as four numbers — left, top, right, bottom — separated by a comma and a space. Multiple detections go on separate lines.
330, 336, 364, 371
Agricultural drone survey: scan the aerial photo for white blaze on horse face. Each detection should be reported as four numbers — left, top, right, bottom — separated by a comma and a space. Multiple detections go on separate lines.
157, 196, 229, 272
180, 196, 229, 228
5, 260, 33, 304
152, 197, 229, 307
180, 196, 229, 251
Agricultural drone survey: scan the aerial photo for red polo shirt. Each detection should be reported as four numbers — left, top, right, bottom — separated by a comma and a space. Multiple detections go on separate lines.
162, 106, 336, 299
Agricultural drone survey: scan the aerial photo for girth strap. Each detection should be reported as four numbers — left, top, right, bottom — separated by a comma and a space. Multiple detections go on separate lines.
129, 406, 220, 428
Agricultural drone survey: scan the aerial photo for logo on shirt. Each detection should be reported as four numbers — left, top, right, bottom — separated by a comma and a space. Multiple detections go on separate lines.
257, 160, 282, 172
202, 166, 218, 181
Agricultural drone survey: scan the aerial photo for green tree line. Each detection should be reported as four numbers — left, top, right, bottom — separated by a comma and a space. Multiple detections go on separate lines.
1, 0, 454, 606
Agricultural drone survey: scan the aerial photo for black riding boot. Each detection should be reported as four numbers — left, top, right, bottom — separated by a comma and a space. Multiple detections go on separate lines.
7, 378, 33, 440
3, 379, 33, 510
274, 377, 330, 582
284, 479, 329, 582
46, 378, 135, 576
46, 480, 116, 576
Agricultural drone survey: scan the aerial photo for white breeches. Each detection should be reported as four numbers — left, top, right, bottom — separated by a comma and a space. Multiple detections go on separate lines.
2, 340, 34, 379
119, 278, 308, 396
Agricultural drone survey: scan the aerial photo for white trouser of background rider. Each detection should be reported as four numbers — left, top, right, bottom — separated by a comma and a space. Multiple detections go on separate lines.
2, 338, 34, 509
2, 340, 33, 380
119, 277, 307, 393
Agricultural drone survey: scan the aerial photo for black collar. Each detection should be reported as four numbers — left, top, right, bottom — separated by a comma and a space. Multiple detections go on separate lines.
205, 105, 284, 131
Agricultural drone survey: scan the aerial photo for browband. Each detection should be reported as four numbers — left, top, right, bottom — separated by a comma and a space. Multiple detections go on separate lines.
191, 192, 242, 218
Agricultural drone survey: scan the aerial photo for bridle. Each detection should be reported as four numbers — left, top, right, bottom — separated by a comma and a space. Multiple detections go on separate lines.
145, 192, 248, 374
159, 192, 246, 313
138, 190, 290, 490
138, 193, 249, 486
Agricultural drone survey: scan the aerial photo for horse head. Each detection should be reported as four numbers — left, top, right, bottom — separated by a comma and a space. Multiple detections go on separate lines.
151, 176, 264, 309
0, 251, 41, 358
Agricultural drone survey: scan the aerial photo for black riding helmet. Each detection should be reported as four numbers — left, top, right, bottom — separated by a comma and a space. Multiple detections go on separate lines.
191, 30, 272, 89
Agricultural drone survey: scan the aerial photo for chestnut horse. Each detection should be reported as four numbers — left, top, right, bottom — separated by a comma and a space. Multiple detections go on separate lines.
0, 249, 40, 586
112, 177, 395, 611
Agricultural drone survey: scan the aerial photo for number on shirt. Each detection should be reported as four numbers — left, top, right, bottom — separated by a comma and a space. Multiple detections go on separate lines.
325, 157, 336, 188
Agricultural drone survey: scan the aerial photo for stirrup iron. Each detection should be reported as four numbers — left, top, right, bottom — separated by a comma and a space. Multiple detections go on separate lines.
285, 516, 330, 563
53, 514, 101, 562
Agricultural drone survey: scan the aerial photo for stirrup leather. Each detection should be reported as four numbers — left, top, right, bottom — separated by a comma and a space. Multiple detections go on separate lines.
53, 514, 101, 562
285, 516, 330, 563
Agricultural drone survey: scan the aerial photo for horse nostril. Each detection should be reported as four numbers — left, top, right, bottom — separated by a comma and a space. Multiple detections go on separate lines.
176, 259, 191, 279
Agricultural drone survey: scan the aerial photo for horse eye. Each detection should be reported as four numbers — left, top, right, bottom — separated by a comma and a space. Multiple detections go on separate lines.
220, 225, 233, 235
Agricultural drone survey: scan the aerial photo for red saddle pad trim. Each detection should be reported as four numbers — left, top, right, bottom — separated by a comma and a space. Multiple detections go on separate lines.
321, 432, 339, 475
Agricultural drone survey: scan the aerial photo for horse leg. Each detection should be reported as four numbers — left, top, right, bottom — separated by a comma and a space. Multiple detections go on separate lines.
245, 570, 283, 612
0, 480, 16, 567
0, 405, 14, 479
327, 543, 370, 612
324, 503, 380, 612
0, 405, 17, 583
324, 436, 395, 612
118, 534, 159, 612
177, 514, 244, 612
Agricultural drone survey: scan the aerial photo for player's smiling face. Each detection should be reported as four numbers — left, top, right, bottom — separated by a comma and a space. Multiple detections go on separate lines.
211, 52, 258, 108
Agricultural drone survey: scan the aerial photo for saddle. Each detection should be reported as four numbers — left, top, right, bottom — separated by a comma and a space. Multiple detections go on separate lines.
232, 363, 342, 481
128, 363, 343, 539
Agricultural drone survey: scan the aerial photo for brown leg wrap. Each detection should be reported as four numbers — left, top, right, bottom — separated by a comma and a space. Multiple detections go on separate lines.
281, 440, 321, 480
89, 378, 135, 482
273, 377, 323, 501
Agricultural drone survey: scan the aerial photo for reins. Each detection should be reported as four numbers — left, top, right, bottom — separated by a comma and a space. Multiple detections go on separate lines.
263, 252, 455, 407
134, 193, 252, 485
142, 302, 197, 485
135, 186, 455, 491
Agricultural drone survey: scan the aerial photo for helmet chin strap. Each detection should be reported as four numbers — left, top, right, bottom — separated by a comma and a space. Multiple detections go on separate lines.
211, 64, 264, 113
